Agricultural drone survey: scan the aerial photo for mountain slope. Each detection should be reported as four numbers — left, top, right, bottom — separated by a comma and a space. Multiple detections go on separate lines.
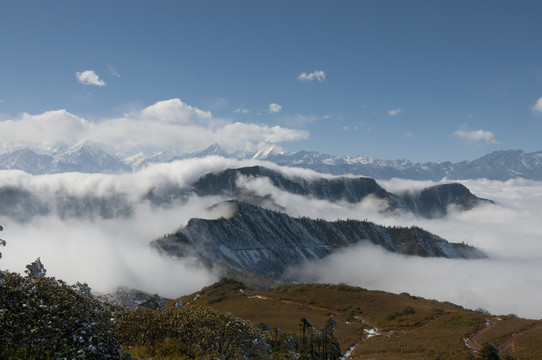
449, 149, 542, 180
0, 149, 54, 175
52, 141, 131, 173
179, 282, 541, 360
0, 141, 130, 174
153, 200, 486, 280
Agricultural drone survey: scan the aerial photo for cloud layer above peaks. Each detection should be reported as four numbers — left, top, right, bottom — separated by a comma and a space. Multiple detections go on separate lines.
0, 98, 308, 155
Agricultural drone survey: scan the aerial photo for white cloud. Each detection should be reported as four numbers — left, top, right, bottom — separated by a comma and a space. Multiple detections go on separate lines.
2, 160, 542, 317
268, 103, 282, 113
0, 110, 91, 152
234, 108, 249, 114
387, 109, 402, 116
238, 174, 542, 318
108, 64, 120, 78
454, 129, 500, 144
75, 70, 106, 87
532, 97, 542, 113
216, 122, 308, 146
297, 70, 326, 82
0, 98, 307, 155
141, 98, 212, 123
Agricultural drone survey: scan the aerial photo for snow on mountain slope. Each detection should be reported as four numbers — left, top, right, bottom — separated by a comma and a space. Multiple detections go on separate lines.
153, 200, 486, 279
1, 141, 541, 181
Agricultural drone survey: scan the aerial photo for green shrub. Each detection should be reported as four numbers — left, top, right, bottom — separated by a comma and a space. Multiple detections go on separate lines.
0, 271, 120, 359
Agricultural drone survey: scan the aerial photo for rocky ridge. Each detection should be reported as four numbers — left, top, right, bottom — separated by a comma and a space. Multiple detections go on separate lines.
153, 200, 486, 280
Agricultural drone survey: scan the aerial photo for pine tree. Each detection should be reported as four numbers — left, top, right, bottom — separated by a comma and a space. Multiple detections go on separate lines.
0, 224, 5, 280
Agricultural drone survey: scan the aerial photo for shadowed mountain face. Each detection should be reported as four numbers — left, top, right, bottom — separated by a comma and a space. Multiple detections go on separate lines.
401, 183, 494, 218
193, 165, 392, 201
0, 166, 492, 223
191, 166, 493, 218
153, 201, 486, 280
0, 185, 133, 223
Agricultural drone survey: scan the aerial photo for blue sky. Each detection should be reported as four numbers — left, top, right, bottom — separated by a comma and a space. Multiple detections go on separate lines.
1, 0, 542, 162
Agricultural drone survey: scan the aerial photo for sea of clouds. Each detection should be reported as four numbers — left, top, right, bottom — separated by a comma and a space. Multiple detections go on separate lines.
1, 158, 541, 319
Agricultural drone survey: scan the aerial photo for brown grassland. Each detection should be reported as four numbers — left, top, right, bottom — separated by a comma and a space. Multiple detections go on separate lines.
169, 281, 542, 360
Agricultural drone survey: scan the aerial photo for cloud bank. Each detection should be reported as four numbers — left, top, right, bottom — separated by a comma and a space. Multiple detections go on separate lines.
1, 159, 541, 318
233, 172, 542, 318
533, 97, 542, 113
288, 177, 542, 319
0, 98, 308, 155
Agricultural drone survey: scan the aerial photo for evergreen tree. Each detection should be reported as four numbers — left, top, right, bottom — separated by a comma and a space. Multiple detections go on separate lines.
476, 343, 503, 360
0, 224, 5, 280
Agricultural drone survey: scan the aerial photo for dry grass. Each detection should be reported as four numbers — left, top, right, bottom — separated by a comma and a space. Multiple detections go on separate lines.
172, 282, 542, 360
511, 326, 542, 359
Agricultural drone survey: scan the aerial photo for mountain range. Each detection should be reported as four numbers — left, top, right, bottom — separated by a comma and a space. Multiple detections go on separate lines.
1, 142, 542, 181
0, 141, 130, 175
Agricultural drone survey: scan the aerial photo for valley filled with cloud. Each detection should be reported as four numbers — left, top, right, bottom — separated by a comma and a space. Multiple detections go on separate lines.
1, 158, 541, 318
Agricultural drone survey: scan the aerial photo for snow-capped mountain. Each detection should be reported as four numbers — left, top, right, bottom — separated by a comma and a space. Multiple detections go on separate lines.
0, 141, 130, 174
448, 150, 542, 180
122, 150, 176, 169
251, 144, 286, 160
1, 141, 541, 181
53, 141, 131, 173
122, 144, 542, 181
0, 148, 54, 175
153, 200, 486, 280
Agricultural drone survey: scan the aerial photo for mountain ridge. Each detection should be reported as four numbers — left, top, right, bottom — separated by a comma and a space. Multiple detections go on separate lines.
153, 200, 486, 282
190, 165, 493, 219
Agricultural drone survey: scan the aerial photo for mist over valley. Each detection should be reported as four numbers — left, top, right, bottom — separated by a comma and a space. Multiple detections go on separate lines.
1, 155, 541, 319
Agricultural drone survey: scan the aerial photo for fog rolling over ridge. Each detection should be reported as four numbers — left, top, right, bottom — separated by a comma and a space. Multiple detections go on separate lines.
1, 158, 542, 319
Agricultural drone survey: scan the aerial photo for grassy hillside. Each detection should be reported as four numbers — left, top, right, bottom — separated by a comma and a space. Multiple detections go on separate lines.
173, 280, 542, 360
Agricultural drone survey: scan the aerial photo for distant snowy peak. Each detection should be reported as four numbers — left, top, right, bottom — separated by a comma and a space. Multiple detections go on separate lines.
52, 141, 131, 173
1, 141, 542, 181
0, 141, 129, 174
0, 148, 54, 175
451, 150, 542, 180
182, 144, 232, 159
124, 150, 176, 169
252, 144, 286, 159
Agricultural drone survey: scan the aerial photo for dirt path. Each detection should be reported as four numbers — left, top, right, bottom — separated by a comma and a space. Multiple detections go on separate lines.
465, 319, 494, 352
465, 318, 542, 355
497, 321, 542, 355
